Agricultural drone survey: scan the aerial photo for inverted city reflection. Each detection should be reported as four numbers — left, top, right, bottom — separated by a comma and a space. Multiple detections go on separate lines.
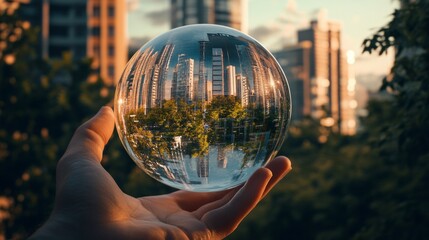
115, 24, 291, 192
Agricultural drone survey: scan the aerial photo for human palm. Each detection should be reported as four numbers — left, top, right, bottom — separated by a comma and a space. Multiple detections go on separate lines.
30, 107, 291, 240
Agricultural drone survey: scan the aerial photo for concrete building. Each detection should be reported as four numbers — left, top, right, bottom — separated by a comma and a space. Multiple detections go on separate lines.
298, 19, 343, 128
274, 19, 357, 134
341, 51, 358, 135
19, 0, 127, 85
225, 65, 236, 96
170, 0, 248, 33
172, 54, 194, 102
236, 74, 249, 107
274, 41, 312, 120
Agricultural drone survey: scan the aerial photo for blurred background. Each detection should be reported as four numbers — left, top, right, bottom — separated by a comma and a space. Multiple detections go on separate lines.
1, 0, 428, 239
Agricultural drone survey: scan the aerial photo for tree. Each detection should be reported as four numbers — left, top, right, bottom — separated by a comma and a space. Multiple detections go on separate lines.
231, 1, 429, 239
362, 0, 429, 165
0, 4, 119, 238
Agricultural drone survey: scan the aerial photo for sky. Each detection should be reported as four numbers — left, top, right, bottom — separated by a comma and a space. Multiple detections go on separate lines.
127, 0, 399, 81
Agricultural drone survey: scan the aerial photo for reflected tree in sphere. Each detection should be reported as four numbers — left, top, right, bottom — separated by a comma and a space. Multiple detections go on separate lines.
115, 24, 291, 192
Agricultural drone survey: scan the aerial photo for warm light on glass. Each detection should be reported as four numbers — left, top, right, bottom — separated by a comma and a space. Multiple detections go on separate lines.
320, 117, 335, 127
114, 24, 291, 192
347, 50, 355, 64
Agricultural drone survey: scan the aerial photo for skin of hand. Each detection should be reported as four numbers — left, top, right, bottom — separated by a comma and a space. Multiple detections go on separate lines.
29, 106, 292, 240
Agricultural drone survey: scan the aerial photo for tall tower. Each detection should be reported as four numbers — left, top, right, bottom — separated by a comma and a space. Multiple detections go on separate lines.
19, 0, 127, 85
155, 44, 175, 104
198, 41, 208, 102
170, 0, 248, 33
211, 48, 224, 96
341, 51, 358, 135
298, 19, 343, 130
236, 74, 249, 107
172, 54, 194, 102
225, 65, 237, 96
273, 41, 312, 120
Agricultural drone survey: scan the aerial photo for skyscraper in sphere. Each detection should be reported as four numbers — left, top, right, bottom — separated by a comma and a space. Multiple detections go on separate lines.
170, 0, 248, 33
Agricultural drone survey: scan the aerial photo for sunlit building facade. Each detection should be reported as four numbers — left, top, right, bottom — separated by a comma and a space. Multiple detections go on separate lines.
236, 74, 249, 107
19, 0, 127, 85
172, 54, 195, 102
340, 51, 358, 135
275, 19, 357, 134
225, 65, 237, 96
298, 20, 343, 128
170, 0, 248, 33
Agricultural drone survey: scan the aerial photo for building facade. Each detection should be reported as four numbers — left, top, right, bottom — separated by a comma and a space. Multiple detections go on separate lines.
298, 20, 342, 127
19, 0, 127, 85
275, 19, 357, 134
170, 0, 248, 33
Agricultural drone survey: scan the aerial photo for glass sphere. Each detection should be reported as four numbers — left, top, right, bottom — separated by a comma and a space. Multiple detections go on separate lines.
114, 24, 291, 192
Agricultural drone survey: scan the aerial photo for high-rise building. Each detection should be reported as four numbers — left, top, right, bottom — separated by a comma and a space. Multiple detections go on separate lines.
274, 41, 312, 120
197, 156, 209, 182
211, 48, 224, 96
225, 65, 236, 96
197, 41, 208, 101
154, 44, 175, 105
170, 0, 248, 33
341, 51, 358, 135
19, 0, 127, 85
298, 19, 343, 130
171, 54, 194, 102
236, 74, 249, 107
274, 19, 356, 134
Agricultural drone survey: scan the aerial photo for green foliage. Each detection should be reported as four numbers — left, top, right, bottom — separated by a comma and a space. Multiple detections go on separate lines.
206, 95, 247, 121
126, 96, 249, 160
362, 0, 429, 165
0, 6, 125, 239
2, 1, 429, 239
231, 1, 429, 239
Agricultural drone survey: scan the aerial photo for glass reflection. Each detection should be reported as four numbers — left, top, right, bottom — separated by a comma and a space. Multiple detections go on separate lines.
115, 24, 291, 192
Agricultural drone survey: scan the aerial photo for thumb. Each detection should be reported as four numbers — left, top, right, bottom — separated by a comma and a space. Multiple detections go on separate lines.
61, 106, 115, 164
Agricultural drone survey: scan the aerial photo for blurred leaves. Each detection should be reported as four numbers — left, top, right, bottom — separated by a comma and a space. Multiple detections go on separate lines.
231, 1, 429, 239
2, 1, 429, 239
0, 4, 116, 239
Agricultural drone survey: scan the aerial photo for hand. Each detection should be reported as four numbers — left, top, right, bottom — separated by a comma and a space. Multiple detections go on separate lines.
29, 107, 292, 240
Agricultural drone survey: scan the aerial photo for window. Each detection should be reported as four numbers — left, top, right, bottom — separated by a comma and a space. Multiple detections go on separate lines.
108, 26, 114, 36
108, 6, 115, 17
75, 25, 87, 37
108, 65, 115, 77
92, 26, 100, 36
73, 45, 86, 59
93, 45, 100, 55
74, 5, 86, 17
108, 45, 114, 56
216, 0, 228, 11
50, 5, 69, 18
93, 6, 100, 17
185, 16, 198, 24
49, 46, 69, 59
50, 25, 68, 37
